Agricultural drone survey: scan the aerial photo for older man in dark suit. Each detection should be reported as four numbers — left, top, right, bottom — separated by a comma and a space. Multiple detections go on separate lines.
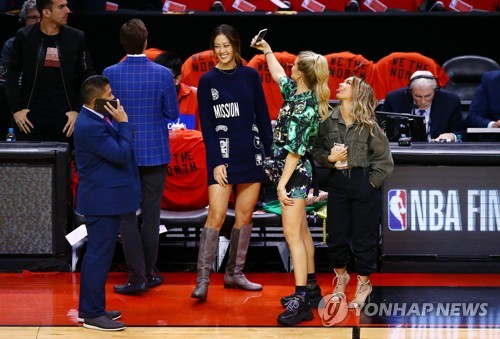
74, 75, 141, 331
382, 70, 465, 142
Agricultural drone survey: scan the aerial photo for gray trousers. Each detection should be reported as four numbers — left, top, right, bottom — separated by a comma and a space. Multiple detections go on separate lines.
119, 164, 168, 284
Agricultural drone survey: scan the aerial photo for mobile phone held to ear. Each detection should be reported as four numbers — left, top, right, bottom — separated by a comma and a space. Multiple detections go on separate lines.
252, 28, 267, 46
94, 98, 118, 115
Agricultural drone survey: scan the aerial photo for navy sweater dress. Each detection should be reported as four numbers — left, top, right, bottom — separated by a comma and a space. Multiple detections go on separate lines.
197, 65, 273, 185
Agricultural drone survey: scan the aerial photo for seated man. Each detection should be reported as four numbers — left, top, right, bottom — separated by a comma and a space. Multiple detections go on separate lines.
467, 70, 500, 129
382, 70, 465, 142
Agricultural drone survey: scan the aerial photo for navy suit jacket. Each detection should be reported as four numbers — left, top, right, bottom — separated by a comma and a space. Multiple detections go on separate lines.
382, 88, 465, 139
74, 106, 141, 216
467, 70, 500, 128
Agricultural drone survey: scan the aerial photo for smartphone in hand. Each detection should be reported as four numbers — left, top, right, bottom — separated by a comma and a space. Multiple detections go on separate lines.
252, 28, 267, 46
94, 98, 118, 115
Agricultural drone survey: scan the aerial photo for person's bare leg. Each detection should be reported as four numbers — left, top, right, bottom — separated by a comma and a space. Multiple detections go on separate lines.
282, 199, 308, 287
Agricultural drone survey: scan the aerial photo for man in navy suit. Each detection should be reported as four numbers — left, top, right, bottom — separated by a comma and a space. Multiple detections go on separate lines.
74, 75, 141, 331
382, 70, 465, 142
467, 70, 500, 129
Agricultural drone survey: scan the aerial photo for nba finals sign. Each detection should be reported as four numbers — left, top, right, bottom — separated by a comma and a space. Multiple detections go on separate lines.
382, 166, 500, 258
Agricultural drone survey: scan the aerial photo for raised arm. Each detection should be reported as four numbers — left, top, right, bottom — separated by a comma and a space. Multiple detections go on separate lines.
250, 37, 286, 83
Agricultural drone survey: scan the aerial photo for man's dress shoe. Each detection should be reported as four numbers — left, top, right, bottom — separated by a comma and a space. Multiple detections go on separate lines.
113, 282, 149, 294
148, 275, 163, 288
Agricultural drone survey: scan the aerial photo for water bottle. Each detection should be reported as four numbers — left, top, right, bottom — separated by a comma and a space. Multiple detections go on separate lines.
6, 128, 16, 142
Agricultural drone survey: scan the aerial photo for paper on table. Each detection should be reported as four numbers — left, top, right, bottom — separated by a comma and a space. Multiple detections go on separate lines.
66, 223, 167, 246
65, 224, 87, 246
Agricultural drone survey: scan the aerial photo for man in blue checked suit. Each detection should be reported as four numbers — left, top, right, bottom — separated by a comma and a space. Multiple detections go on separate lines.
103, 18, 180, 294
75, 75, 140, 331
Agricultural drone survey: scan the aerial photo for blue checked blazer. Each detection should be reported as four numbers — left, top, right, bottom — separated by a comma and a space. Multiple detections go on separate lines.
103, 55, 180, 166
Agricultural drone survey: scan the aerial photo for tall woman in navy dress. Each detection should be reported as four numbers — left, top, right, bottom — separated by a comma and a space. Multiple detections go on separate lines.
252, 38, 330, 326
191, 24, 273, 301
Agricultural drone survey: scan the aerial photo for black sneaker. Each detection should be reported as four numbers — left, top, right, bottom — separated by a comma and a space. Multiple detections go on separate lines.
77, 310, 121, 322
277, 295, 314, 326
280, 285, 323, 308
83, 315, 126, 331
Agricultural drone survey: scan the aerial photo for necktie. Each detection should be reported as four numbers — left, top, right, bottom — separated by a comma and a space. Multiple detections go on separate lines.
103, 116, 114, 127
418, 109, 431, 141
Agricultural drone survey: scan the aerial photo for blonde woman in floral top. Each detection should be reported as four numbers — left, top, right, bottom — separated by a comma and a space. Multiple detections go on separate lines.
252, 36, 330, 326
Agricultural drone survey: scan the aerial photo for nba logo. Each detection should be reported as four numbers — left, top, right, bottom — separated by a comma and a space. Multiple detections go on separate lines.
388, 189, 407, 231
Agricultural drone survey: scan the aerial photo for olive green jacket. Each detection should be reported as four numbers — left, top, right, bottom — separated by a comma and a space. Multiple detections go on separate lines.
311, 106, 394, 188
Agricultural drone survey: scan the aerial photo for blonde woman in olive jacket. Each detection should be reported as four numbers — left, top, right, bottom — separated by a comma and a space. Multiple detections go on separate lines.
311, 76, 393, 310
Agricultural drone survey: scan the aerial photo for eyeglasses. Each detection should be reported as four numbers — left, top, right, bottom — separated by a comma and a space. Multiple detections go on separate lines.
25, 15, 41, 21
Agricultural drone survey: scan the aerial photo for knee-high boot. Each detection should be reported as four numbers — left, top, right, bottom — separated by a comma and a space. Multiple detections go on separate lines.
191, 227, 219, 301
224, 223, 262, 291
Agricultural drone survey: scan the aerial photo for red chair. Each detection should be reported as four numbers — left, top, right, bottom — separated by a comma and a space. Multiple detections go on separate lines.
181, 50, 248, 88
360, 0, 424, 11
439, 0, 499, 12
247, 51, 297, 121
160, 0, 212, 11
373, 51, 449, 100
324, 51, 376, 100
289, 0, 351, 11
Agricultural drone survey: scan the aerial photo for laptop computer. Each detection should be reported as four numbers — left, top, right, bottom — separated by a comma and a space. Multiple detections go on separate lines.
375, 111, 427, 142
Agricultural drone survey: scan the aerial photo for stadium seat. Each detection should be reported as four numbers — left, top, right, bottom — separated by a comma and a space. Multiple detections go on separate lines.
373, 51, 449, 100
181, 50, 248, 88
442, 55, 500, 102
324, 51, 376, 100
247, 51, 297, 120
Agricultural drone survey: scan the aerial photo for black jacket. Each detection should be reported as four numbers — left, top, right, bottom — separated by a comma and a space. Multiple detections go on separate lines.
6, 23, 94, 114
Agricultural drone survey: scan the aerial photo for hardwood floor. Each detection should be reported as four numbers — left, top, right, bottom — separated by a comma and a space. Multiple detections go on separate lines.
0, 271, 499, 338
1, 326, 500, 338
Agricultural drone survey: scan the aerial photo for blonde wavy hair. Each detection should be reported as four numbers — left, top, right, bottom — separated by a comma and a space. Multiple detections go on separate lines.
296, 51, 331, 121
350, 76, 379, 136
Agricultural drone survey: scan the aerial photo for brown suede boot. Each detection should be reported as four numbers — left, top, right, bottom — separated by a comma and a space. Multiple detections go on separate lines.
191, 227, 219, 301
223, 224, 262, 291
